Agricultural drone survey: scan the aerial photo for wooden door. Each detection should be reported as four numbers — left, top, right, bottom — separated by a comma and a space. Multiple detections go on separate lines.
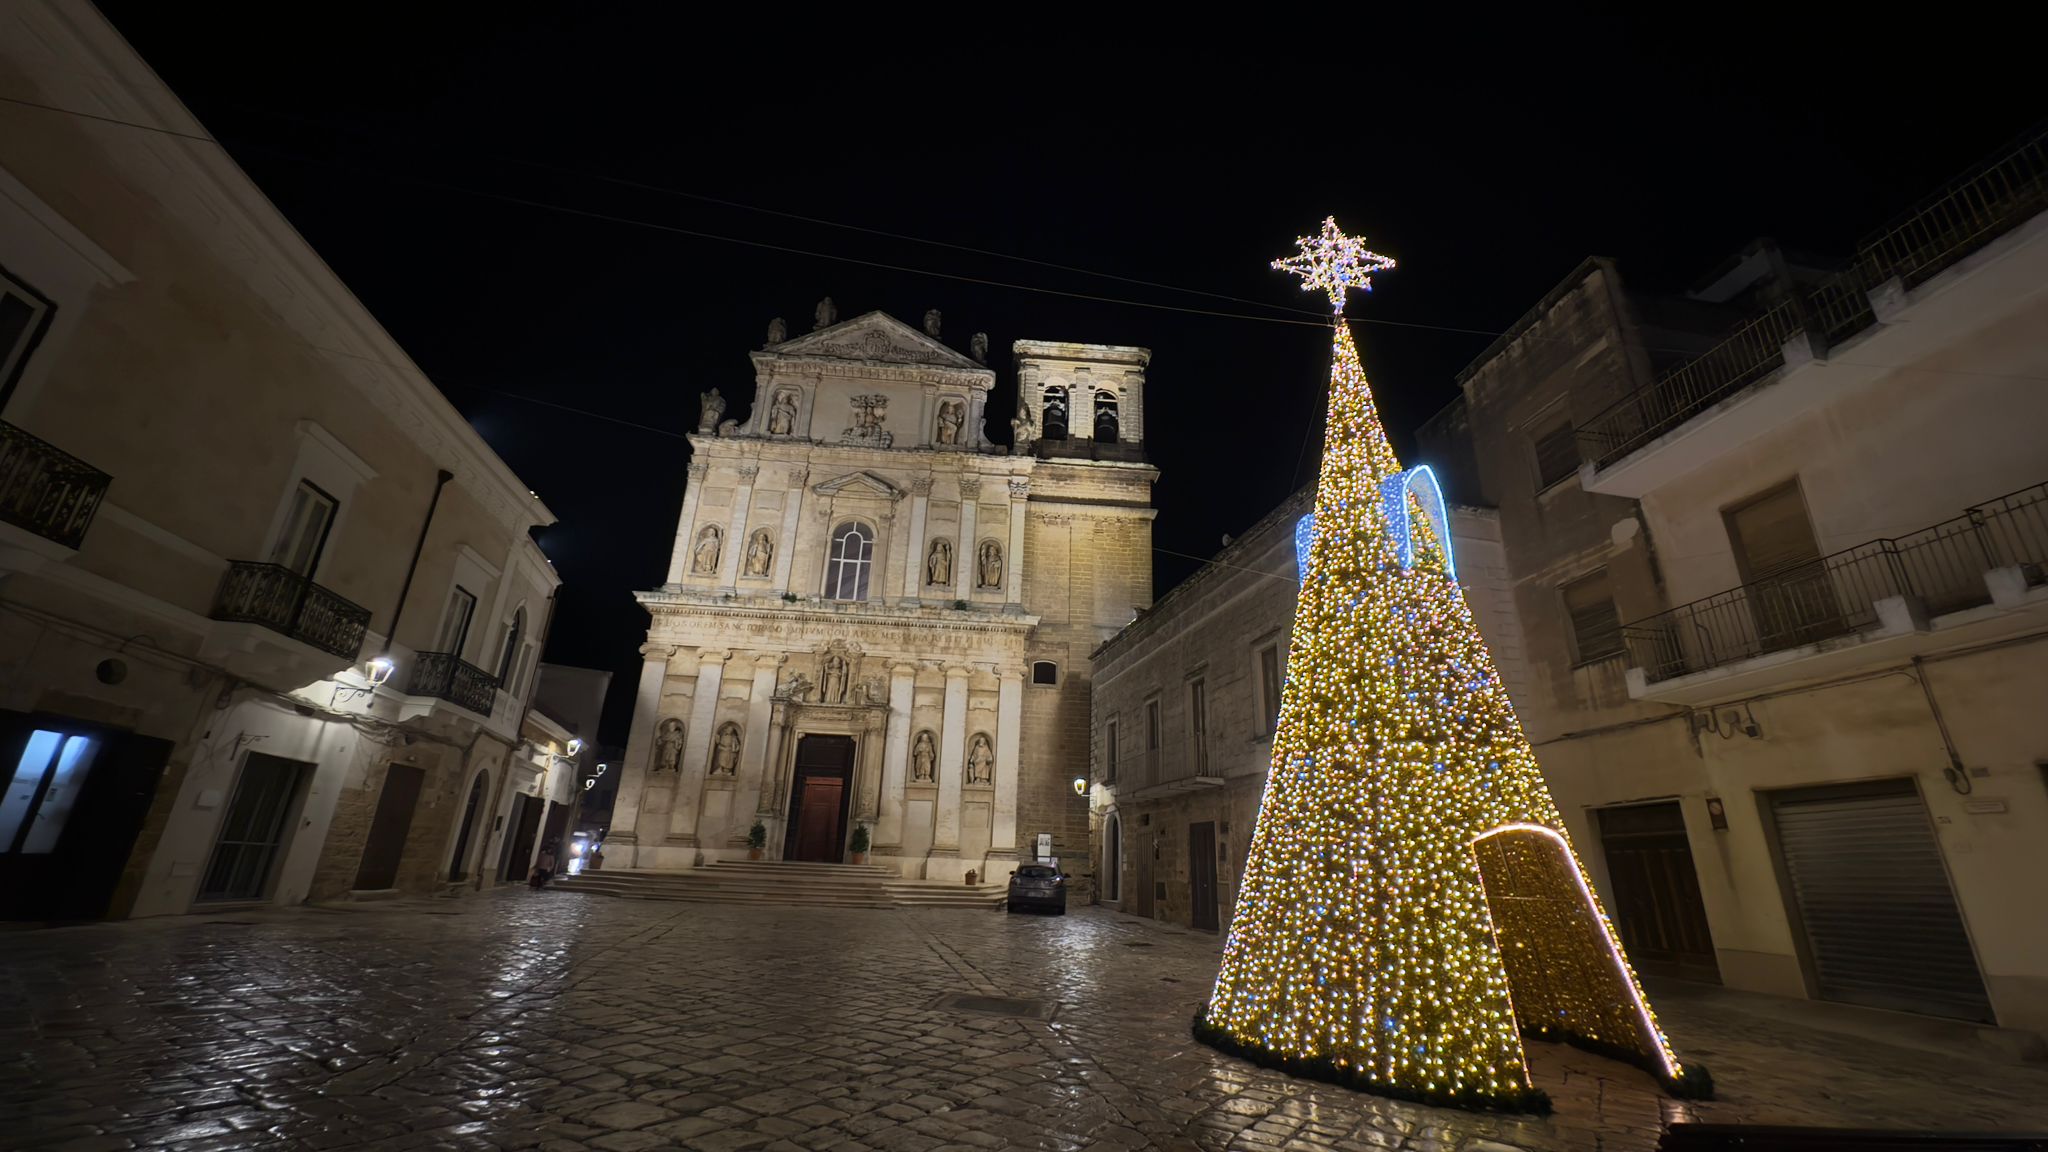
1597, 802, 1720, 983
501, 793, 543, 881
198, 753, 310, 902
0, 711, 171, 921
353, 764, 424, 891
1189, 821, 1219, 931
792, 777, 845, 862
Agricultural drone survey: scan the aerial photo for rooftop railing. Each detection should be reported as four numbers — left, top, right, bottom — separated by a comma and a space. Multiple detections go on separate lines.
1580, 127, 2048, 470
1621, 482, 2046, 683
0, 420, 110, 550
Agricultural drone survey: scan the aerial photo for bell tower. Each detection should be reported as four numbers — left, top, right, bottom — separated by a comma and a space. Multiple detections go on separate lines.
1012, 341, 1149, 458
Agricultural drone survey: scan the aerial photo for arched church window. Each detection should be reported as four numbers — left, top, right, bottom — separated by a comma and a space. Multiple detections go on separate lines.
824, 521, 874, 601
1042, 386, 1069, 440
1094, 392, 1119, 442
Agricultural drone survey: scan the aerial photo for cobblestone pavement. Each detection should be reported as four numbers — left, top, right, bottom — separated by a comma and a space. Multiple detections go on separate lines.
5, 892, 2046, 1151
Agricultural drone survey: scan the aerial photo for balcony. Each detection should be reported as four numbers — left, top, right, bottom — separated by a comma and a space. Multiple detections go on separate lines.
1579, 128, 2048, 496
210, 561, 371, 659
0, 419, 111, 562
1123, 744, 1224, 801
406, 650, 499, 716
1621, 482, 2048, 703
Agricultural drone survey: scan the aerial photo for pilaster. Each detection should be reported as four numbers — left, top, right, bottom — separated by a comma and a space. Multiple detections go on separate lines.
876, 663, 916, 848
672, 650, 728, 845
770, 467, 806, 595
727, 653, 782, 844
902, 477, 932, 603
954, 475, 980, 602
611, 645, 671, 848
930, 664, 971, 856
1005, 478, 1028, 608
663, 462, 709, 587
990, 666, 1023, 857
717, 465, 759, 591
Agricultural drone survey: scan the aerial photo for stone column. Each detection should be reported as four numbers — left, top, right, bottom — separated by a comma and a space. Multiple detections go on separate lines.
968, 389, 988, 450
919, 383, 938, 450
608, 646, 671, 851
954, 476, 980, 601
726, 654, 782, 844
990, 666, 1023, 859
875, 663, 916, 850
671, 650, 727, 846
663, 462, 710, 587
901, 477, 932, 602
770, 467, 807, 595
760, 698, 791, 818
717, 465, 758, 591
930, 664, 970, 858
1005, 478, 1028, 609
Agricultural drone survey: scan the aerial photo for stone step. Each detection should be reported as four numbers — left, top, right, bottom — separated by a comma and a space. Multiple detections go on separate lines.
554, 868, 1011, 909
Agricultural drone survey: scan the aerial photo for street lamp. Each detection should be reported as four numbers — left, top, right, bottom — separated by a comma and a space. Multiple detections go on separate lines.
1072, 776, 1088, 796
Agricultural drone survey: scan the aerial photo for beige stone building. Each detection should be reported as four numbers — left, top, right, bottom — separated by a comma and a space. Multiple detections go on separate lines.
1086, 486, 1524, 929
0, 2, 563, 918
608, 309, 1154, 886
1416, 133, 2048, 1037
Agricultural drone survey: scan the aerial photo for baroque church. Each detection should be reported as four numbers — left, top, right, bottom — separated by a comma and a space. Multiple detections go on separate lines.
606, 302, 1155, 883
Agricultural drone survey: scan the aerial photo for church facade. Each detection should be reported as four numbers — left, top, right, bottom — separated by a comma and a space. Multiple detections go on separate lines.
607, 307, 1155, 886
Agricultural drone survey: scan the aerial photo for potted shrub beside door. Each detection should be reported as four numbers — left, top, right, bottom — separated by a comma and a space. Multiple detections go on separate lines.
849, 823, 871, 865
747, 820, 767, 861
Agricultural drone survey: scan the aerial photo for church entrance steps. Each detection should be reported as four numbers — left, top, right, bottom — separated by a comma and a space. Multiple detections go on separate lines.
553, 863, 1007, 909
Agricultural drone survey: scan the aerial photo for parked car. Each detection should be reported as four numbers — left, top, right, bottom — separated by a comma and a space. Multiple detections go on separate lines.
1006, 863, 1068, 914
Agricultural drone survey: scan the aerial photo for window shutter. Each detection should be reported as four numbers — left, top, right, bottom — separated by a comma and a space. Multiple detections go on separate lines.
1563, 569, 1622, 662
1533, 418, 1580, 489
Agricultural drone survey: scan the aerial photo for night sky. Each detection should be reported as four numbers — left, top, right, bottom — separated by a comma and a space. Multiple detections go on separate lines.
92, 8, 2040, 742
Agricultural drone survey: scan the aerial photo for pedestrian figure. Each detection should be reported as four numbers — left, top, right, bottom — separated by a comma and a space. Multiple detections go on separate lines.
530, 840, 558, 889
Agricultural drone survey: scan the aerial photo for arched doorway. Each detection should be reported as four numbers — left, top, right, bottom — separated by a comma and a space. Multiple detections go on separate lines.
1103, 811, 1122, 902
785, 734, 856, 862
447, 770, 489, 881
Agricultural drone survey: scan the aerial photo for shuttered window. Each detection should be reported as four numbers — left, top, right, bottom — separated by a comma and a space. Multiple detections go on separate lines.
1726, 481, 1823, 579
1562, 568, 1623, 663
1532, 415, 1580, 490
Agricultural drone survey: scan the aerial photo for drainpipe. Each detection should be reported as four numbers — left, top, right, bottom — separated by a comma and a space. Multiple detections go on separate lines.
384, 469, 454, 661
1912, 656, 1972, 795
475, 581, 559, 891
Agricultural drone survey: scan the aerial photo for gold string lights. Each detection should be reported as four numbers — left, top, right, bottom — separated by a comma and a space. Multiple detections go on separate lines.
1196, 219, 1708, 1112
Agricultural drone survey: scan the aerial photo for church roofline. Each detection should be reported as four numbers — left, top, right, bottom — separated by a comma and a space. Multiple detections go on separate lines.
1012, 339, 1152, 367
756, 309, 991, 375
634, 590, 1040, 635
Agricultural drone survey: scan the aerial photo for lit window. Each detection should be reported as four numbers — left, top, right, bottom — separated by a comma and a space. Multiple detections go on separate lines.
1, 729, 100, 855
824, 522, 873, 601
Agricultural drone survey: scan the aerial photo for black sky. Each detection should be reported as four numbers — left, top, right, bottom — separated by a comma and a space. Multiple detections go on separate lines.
90, 7, 2042, 742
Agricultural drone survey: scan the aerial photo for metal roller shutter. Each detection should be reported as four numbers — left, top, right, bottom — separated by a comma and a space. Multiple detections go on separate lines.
1770, 781, 1992, 1022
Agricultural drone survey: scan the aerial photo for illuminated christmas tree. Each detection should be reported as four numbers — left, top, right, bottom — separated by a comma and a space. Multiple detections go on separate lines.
1197, 219, 1707, 1111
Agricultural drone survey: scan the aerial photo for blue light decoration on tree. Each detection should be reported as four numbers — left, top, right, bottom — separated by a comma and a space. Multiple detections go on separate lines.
1196, 218, 1710, 1112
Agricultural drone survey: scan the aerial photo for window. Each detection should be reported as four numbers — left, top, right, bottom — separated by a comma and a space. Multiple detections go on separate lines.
1255, 642, 1283, 736
0, 264, 56, 409
1188, 678, 1208, 773
1104, 719, 1118, 785
435, 586, 477, 656
1145, 697, 1161, 785
823, 521, 874, 601
1726, 481, 1822, 581
1, 727, 100, 855
1532, 412, 1580, 490
496, 607, 526, 683
267, 481, 338, 577
1031, 660, 1059, 685
1562, 568, 1623, 663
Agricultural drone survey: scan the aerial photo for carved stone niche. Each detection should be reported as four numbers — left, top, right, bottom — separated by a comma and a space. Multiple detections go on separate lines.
815, 640, 864, 706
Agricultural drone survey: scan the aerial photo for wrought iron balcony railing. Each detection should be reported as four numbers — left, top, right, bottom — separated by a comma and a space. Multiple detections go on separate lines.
211, 561, 372, 660
406, 650, 499, 716
0, 419, 111, 550
1579, 127, 2048, 471
1621, 482, 2046, 684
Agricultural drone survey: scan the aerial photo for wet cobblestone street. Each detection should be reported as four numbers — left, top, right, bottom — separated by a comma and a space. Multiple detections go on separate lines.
5, 891, 2045, 1151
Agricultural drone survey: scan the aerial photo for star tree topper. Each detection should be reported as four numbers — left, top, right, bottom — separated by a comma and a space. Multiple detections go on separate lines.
1272, 216, 1397, 314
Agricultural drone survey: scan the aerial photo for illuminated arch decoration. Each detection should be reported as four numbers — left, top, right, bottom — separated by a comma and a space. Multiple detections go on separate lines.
1197, 219, 1708, 1113
1381, 465, 1455, 580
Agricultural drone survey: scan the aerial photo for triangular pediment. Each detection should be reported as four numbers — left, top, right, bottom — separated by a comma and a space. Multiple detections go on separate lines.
812, 470, 905, 500
766, 311, 986, 372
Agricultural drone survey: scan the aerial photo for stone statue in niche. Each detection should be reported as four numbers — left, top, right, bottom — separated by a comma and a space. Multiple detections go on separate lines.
744, 529, 774, 577
654, 717, 684, 773
712, 723, 741, 776
935, 399, 964, 446
977, 541, 1003, 589
970, 332, 988, 364
912, 730, 936, 782
692, 525, 722, 574
1010, 396, 1037, 450
697, 387, 726, 433
861, 676, 885, 704
767, 389, 797, 435
923, 309, 942, 338
821, 654, 850, 704
765, 316, 787, 346
843, 394, 892, 447
925, 539, 952, 587
814, 296, 838, 330
966, 733, 994, 786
